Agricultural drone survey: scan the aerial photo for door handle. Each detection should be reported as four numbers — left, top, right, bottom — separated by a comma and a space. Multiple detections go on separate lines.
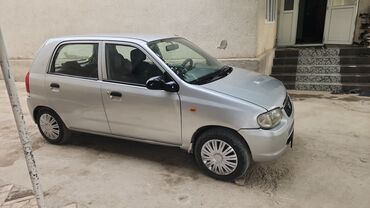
108, 91, 122, 98
50, 83, 60, 89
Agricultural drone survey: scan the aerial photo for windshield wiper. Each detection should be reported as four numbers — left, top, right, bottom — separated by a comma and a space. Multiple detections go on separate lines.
190, 65, 233, 85
217, 65, 233, 76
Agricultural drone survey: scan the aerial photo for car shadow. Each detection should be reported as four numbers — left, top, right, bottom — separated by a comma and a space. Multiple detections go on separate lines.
64, 132, 294, 190
66, 132, 201, 179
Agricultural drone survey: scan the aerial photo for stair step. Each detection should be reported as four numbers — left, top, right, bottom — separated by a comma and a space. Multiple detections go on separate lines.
284, 82, 370, 86
340, 66, 370, 73
341, 56, 370, 64
272, 73, 370, 83
282, 82, 370, 93
273, 57, 340, 65
275, 49, 299, 58
274, 56, 370, 66
274, 74, 340, 83
275, 48, 370, 58
275, 48, 340, 58
273, 57, 298, 65
273, 65, 370, 70
273, 73, 370, 76
340, 48, 370, 56
272, 66, 370, 74
272, 65, 340, 74
298, 57, 340, 65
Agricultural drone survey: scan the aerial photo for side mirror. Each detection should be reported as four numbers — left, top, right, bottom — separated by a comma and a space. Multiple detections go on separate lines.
146, 76, 164, 90
146, 76, 179, 92
163, 81, 179, 92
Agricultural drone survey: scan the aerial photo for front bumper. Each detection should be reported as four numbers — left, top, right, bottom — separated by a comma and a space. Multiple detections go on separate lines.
239, 110, 294, 162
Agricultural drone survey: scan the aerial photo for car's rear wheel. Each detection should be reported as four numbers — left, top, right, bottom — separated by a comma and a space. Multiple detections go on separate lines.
194, 128, 251, 181
36, 109, 71, 144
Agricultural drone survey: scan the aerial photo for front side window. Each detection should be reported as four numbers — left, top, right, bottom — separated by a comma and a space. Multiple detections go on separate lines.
51, 43, 98, 79
105, 44, 163, 85
148, 38, 230, 85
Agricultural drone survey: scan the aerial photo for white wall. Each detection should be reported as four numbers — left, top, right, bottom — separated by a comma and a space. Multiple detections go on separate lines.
0, 0, 259, 59
1, 0, 271, 80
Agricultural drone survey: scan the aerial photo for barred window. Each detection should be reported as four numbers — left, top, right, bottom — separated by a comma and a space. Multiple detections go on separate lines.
266, 0, 277, 23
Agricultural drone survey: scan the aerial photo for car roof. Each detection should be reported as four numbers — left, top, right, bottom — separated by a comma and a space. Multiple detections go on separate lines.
49, 34, 179, 43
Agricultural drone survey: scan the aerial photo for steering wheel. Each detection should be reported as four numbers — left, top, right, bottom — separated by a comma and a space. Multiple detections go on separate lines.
181, 58, 193, 71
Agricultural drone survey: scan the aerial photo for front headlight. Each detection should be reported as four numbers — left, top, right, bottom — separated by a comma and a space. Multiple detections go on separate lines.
257, 108, 283, 129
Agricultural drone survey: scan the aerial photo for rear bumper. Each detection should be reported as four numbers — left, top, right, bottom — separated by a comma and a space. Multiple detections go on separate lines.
239, 112, 294, 162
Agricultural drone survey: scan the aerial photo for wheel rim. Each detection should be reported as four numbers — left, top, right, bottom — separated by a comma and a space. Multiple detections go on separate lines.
39, 113, 60, 140
200, 139, 238, 175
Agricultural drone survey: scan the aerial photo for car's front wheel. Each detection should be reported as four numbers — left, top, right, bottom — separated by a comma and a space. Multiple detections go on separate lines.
194, 128, 251, 181
36, 109, 71, 144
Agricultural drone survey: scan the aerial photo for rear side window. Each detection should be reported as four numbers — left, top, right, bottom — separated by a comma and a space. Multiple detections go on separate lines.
50, 43, 98, 79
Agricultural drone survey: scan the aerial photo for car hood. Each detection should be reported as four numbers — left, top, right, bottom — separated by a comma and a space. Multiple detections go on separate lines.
201, 67, 286, 110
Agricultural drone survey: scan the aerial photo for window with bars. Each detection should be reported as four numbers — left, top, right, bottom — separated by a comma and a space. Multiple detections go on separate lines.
265, 0, 277, 23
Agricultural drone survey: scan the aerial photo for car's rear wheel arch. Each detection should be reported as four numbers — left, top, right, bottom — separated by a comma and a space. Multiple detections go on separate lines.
33, 106, 61, 123
34, 106, 71, 144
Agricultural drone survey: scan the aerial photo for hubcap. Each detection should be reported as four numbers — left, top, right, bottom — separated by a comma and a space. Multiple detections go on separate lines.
39, 114, 60, 140
201, 139, 238, 175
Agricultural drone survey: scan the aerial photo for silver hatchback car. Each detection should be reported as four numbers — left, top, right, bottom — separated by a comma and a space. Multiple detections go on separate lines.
26, 34, 294, 181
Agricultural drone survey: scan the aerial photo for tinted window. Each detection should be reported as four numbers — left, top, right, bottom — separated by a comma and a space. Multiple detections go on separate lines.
105, 44, 163, 85
51, 43, 98, 79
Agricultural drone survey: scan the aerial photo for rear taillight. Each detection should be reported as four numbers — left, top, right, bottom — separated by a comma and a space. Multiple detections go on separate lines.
25, 72, 30, 93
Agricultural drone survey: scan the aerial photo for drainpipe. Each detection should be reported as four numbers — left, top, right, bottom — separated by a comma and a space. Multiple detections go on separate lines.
0, 27, 46, 207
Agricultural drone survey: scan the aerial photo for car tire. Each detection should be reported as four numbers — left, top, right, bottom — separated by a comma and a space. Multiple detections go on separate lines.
36, 109, 71, 144
194, 128, 251, 181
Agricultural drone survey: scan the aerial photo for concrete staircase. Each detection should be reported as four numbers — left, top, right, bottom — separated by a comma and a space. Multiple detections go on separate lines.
271, 48, 370, 93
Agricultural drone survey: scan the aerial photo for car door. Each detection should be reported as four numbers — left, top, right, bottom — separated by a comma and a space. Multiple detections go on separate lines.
45, 41, 110, 134
101, 41, 182, 145
277, 0, 300, 46
323, 0, 359, 44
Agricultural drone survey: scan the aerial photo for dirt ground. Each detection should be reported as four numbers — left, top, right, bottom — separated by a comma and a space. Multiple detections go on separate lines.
0, 82, 369, 208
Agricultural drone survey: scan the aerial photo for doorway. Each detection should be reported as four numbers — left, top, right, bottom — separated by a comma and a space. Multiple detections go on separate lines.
296, 0, 328, 44
277, 0, 359, 46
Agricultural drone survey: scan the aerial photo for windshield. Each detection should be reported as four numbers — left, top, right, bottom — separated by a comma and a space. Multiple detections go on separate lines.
148, 38, 231, 84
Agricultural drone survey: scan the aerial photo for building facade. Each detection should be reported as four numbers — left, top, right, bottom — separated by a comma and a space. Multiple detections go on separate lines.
0, 0, 369, 84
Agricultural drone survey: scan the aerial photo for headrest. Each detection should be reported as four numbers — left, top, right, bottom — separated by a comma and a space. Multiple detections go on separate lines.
107, 45, 119, 55
130, 49, 146, 65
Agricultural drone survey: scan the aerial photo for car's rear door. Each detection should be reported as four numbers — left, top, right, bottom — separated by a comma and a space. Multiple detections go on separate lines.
45, 41, 110, 133
100, 41, 181, 145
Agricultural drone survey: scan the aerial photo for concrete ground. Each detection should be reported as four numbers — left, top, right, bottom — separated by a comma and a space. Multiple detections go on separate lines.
0, 82, 369, 208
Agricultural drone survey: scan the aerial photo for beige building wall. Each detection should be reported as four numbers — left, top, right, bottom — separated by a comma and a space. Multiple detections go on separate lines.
0, 0, 273, 80
255, 0, 277, 75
